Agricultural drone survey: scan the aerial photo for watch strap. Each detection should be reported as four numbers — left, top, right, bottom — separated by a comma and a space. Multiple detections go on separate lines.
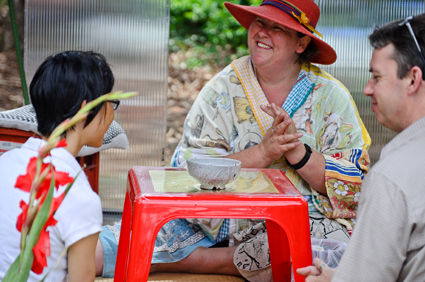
285, 144, 312, 170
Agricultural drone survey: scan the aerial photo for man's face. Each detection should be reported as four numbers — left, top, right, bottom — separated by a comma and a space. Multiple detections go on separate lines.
363, 44, 410, 132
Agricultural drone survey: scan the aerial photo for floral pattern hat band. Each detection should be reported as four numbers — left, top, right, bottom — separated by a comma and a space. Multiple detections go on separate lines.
224, 0, 337, 65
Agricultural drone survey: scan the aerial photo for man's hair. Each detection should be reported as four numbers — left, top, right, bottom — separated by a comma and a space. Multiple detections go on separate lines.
369, 13, 425, 80
30, 51, 114, 137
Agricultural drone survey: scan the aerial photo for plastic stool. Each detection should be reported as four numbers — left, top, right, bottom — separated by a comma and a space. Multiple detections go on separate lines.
115, 167, 312, 282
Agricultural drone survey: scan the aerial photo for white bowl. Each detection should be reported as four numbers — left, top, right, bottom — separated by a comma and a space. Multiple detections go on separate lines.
187, 158, 242, 190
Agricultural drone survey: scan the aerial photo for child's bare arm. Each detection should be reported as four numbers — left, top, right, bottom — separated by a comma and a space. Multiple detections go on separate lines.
68, 233, 99, 282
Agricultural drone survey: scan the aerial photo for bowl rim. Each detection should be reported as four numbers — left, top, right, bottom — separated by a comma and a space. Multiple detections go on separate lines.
187, 157, 241, 167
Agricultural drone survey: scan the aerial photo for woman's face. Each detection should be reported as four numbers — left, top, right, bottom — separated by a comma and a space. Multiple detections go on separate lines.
248, 17, 309, 70
84, 101, 114, 147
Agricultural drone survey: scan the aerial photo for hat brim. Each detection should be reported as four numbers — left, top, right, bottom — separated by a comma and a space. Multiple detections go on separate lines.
224, 2, 337, 65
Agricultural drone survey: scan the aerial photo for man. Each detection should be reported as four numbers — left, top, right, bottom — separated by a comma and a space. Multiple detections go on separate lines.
297, 13, 425, 282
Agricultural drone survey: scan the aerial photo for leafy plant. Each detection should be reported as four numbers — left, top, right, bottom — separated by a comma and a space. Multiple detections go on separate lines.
170, 0, 262, 67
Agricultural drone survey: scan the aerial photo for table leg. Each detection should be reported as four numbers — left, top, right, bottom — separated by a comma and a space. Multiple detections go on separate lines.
114, 192, 132, 281
267, 219, 292, 282
268, 212, 312, 281
127, 205, 166, 281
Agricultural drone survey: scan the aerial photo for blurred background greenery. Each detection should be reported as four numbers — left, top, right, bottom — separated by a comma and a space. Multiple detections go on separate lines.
169, 0, 262, 68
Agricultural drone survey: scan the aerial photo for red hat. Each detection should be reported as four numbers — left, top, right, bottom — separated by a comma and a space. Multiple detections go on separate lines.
224, 0, 337, 65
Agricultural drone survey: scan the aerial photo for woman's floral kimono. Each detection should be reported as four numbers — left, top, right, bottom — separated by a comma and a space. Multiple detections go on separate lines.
152, 56, 371, 278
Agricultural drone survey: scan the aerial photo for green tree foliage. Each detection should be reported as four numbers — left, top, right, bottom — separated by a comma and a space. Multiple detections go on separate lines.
170, 0, 262, 67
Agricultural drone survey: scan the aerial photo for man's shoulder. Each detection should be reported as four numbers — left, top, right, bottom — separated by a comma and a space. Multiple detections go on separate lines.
368, 135, 425, 196
376, 134, 425, 168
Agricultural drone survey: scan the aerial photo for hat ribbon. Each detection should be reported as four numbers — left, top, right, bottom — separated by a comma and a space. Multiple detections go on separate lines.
261, 0, 323, 38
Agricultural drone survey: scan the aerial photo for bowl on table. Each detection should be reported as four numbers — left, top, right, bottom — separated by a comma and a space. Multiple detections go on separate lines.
186, 158, 242, 190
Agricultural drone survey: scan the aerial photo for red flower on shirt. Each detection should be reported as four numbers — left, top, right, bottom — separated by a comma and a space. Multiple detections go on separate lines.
15, 159, 72, 275
31, 229, 50, 274
16, 200, 29, 232
28, 192, 66, 275
14, 157, 74, 199
55, 140, 67, 148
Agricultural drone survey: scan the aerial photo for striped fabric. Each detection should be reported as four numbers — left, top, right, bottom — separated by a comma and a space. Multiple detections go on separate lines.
282, 72, 315, 118
215, 219, 230, 243
304, 195, 320, 215
326, 149, 369, 182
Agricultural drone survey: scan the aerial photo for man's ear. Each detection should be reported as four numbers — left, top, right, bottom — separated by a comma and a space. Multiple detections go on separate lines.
407, 66, 423, 96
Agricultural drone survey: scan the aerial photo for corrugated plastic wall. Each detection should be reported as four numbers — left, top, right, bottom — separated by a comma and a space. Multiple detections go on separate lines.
24, 0, 170, 212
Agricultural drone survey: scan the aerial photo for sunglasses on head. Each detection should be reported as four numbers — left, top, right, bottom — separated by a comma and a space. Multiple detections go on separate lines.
399, 16, 425, 70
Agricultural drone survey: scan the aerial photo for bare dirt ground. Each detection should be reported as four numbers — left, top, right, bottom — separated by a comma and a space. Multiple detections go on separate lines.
0, 50, 220, 164
165, 51, 220, 164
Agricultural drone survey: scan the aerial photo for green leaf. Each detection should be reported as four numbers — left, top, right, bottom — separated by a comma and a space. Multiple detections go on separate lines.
2, 255, 24, 282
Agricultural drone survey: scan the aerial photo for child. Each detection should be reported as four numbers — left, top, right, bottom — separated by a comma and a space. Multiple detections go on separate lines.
0, 51, 116, 282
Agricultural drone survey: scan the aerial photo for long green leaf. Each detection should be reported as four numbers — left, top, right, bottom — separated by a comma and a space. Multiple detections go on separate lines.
2, 254, 24, 282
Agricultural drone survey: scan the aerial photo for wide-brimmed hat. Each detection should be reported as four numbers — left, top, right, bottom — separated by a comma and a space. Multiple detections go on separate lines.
224, 0, 337, 65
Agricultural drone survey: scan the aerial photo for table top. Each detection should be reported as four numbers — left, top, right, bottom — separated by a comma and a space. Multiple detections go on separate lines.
128, 167, 303, 199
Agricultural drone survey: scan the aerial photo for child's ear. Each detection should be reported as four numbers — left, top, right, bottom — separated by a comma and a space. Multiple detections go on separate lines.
80, 100, 87, 109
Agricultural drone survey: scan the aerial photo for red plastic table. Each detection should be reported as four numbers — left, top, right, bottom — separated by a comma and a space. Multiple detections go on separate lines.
115, 167, 312, 282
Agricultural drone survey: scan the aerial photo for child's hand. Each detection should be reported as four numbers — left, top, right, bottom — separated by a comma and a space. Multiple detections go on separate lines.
261, 103, 297, 135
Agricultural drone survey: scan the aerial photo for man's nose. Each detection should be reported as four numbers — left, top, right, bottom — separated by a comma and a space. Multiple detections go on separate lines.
363, 80, 373, 96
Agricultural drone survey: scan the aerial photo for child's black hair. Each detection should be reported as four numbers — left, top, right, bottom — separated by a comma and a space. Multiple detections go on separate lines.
30, 51, 114, 137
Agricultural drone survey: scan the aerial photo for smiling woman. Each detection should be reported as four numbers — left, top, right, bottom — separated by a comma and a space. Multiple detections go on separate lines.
98, 0, 371, 281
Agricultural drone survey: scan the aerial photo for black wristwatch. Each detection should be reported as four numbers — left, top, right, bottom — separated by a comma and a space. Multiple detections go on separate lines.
286, 144, 312, 170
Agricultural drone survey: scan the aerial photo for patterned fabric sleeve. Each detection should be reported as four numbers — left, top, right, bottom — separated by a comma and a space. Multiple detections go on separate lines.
308, 78, 371, 231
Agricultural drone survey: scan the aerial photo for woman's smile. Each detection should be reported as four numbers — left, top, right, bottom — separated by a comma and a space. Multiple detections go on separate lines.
257, 41, 272, 49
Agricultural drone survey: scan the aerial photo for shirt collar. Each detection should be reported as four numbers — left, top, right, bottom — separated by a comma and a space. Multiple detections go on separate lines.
22, 137, 82, 173
381, 116, 425, 157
